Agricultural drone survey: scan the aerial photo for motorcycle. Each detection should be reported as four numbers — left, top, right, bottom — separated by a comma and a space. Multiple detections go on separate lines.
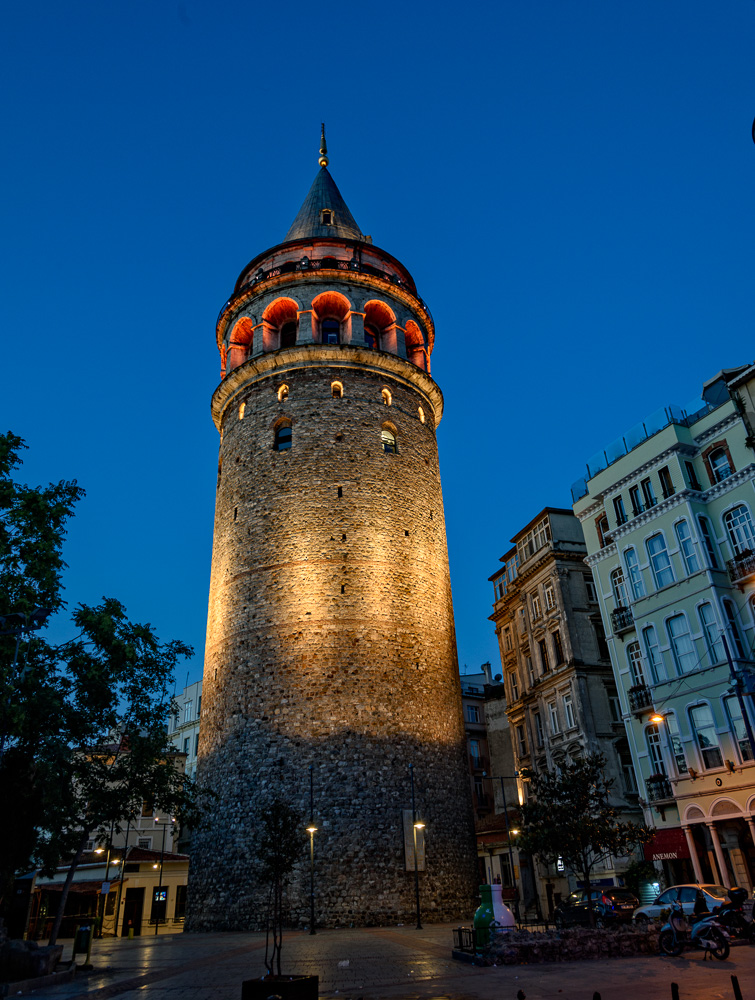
658, 899, 730, 960
711, 887, 754, 943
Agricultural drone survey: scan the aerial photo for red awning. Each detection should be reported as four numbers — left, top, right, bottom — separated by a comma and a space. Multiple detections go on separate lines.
644, 828, 690, 861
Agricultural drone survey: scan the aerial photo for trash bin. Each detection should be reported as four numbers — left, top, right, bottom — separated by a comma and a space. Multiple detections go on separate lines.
74, 924, 92, 955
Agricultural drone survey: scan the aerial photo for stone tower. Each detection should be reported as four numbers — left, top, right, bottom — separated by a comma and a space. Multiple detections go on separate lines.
187, 132, 478, 930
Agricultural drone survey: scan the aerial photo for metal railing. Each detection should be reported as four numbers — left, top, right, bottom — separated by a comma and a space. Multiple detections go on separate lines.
611, 607, 634, 633
728, 550, 755, 587
628, 685, 653, 713
645, 775, 673, 802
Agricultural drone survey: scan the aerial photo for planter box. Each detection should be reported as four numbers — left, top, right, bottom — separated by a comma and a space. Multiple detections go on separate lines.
241, 975, 318, 1000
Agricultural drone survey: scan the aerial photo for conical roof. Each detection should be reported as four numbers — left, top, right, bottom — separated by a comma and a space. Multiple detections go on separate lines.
284, 167, 363, 242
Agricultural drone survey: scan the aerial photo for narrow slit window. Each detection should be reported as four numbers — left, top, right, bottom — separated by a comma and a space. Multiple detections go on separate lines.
418, 406, 425, 424
337, 486, 343, 498
331, 381, 343, 399
274, 424, 292, 451
382, 388, 392, 406
278, 384, 289, 402
239, 403, 245, 420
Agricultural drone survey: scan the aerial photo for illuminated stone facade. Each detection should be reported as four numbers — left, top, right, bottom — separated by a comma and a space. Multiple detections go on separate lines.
186, 157, 477, 929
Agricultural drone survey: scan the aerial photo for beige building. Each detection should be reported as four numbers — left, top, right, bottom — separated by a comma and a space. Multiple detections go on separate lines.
168, 680, 202, 781
573, 362, 755, 893
489, 508, 643, 916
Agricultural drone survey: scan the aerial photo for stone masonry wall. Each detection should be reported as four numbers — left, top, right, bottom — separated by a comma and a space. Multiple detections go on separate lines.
186, 355, 478, 930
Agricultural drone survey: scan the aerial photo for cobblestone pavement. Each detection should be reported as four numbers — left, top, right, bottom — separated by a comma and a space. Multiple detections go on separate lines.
27, 924, 755, 1000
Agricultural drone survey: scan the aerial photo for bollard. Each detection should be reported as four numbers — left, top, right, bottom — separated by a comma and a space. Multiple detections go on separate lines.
732, 975, 743, 1000
671, 984, 679, 1000
128, 927, 134, 940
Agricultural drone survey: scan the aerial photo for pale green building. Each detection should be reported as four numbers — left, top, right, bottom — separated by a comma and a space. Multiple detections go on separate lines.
572, 363, 755, 895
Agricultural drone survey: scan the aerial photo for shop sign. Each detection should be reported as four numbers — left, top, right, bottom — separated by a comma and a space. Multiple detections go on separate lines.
643, 827, 690, 861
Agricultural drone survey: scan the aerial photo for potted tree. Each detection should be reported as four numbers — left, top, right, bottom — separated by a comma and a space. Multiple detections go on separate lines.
242, 799, 317, 1000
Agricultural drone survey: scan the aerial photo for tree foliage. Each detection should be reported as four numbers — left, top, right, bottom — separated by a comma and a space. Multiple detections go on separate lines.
0, 432, 201, 940
518, 753, 653, 924
257, 798, 304, 976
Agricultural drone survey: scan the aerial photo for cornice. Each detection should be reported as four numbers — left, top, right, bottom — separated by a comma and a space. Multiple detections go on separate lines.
693, 412, 740, 447
584, 542, 617, 568
211, 345, 444, 429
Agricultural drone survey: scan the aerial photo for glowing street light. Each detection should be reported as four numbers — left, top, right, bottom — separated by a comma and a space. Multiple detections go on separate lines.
409, 764, 424, 930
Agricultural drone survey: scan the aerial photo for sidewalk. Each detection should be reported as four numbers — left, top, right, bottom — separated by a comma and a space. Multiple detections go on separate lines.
26, 924, 755, 1000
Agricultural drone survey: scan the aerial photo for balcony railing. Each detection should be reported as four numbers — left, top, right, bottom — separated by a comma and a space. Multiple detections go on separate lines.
628, 684, 653, 714
645, 774, 673, 802
611, 607, 634, 633
728, 550, 755, 587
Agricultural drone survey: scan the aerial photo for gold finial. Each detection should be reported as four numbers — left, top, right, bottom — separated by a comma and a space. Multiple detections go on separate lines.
319, 123, 329, 167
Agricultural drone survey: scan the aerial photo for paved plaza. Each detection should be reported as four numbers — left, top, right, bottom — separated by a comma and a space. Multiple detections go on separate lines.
26, 925, 755, 1000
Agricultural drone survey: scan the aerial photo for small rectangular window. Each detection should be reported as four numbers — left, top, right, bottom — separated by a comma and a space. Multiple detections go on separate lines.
690, 704, 723, 770
697, 515, 720, 569
531, 593, 542, 619
548, 701, 560, 734
647, 533, 675, 589
563, 692, 575, 729
194, 733, 199, 756
584, 577, 597, 602
658, 466, 675, 499
509, 672, 519, 701
183, 736, 190, 755
138, 837, 152, 849
609, 696, 621, 723
553, 629, 565, 664
641, 477, 657, 509
613, 496, 627, 525
534, 711, 544, 746
516, 724, 527, 757
685, 461, 703, 491
504, 627, 513, 651
538, 638, 550, 673
629, 484, 643, 516
466, 704, 481, 723
544, 585, 556, 611
526, 656, 535, 685
184, 702, 192, 724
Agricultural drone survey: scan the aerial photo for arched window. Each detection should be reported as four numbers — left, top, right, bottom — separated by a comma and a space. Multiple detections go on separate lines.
331, 381, 343, 399
321, 209, 333, 225
277, 384, 289, 402
364, 323, 379, 349
239, 403, 245, 420
274, 422, 292, 451
689, 704, 723, 770
645, 724, 666, 776
698, 602, 724, 664
724, 505, 755, 556
322, 319, 340, 344
610, 567, 628, 608
624, 547, 646, 599
666, 614, 697, 674
381, 388, 392, 406
723, 695, 754, 763
596, 515, 610, 549
697, 515, 720, 569
675, 519, 700, 575
642, 624, 665, 683
646, 533, 675, 589
381, 428, 397, 454
709, 448, 732, 483
627, 642, 646, 687
280, 321, 297, 349
418, 407, 425, 424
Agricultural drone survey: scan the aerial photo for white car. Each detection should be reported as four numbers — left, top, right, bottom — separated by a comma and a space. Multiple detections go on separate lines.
633, 883, 729, 923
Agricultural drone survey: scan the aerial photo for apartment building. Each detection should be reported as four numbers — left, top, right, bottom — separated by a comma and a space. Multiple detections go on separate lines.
572, 362, 755, 891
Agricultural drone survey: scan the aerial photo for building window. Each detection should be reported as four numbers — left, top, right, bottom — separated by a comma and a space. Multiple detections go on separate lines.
658, 466, 675, 499
689, 704, 723, 769
418, 406, 425, 424
595, 620, 609, 660
553, 629, 565, 664
627, 641, 646, 687
274, 423, 292, 451
642, 624, 666, 683
538, 638, 550, 673
509, 671, 519, 701
239, 402, 245, 420
563, 692, 575, 729
321, 209, 333, 225
611, 567, 629, 607
277, 383, 289, 402
724, 505, 755, 556
504, 627, 513, 651
321, 318, 340, 344
667, 614, 697, 674
666, 712, 687, 773
698, 602, 725, 664
517, 517, 551, 560
685, 461, 703, 491
137, 837, 152, 849
466, 704, 481, 723
723, 695, 754, 762
609, 695, 621, 722
613, 495, 628, 526
516, 724, 527, 757
629, 484, 643, 516
534, 711, 544, 746
381, 388, 392, 406
184, 702, 192, 723
697, 515, 720, 569
548, 701, 560, 734
596, 515, 610, 549
646, 533, 675, 589
625, 547, 646, 599
531, 593, 542, 619
140, 800, 153, 817
645, 724, 666, 776
526, 656, 535, 685
584, 576, 597, 602
280, 321, 297, 348
331, 381, 343, 398
194, 733, 199, 756
544, 585, 556, 611
675, 519, 701, 575
469, 738, 481, 765
641, 477, 657, 509
709, 447, 733, 483
381, 428, 397, 454
722, 599, 746, 659
183, 736, 190, 756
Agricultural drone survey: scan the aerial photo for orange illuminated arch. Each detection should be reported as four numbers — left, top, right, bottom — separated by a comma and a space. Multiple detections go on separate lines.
262, 297, 299, 352
228, 317, 255, 372
364, 300, 396, 351
312, 291, 351, 344
404, 320, 427, 372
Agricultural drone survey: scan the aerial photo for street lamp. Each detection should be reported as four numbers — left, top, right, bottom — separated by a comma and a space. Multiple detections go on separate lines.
307, 764, 317, 935
153, 816, 175, 936
409, 764, 424, 930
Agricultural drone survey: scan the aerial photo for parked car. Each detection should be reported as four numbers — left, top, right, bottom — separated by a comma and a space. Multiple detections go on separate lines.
633, 884, 729, 924
553, 888, 640, 928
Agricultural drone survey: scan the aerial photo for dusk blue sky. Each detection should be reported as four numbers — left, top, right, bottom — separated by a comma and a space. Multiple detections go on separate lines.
2, 2, 754, 686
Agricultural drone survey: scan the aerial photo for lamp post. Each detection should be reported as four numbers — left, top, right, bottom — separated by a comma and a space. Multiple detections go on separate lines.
307, 763, 317, 935
409, 763, 424, 930
153, 817, 174, 936
485, 772, 521, 921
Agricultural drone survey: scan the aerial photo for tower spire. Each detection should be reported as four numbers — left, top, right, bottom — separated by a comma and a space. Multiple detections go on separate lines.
318, 123, 329, 167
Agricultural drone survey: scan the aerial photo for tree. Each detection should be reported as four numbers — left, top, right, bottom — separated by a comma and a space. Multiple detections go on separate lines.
518, 753, 653, 926
0, 433, 202, 940
257, 799, 304, 977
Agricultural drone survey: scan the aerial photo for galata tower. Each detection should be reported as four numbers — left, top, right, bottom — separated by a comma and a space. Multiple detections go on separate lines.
187, 131, 478, 929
